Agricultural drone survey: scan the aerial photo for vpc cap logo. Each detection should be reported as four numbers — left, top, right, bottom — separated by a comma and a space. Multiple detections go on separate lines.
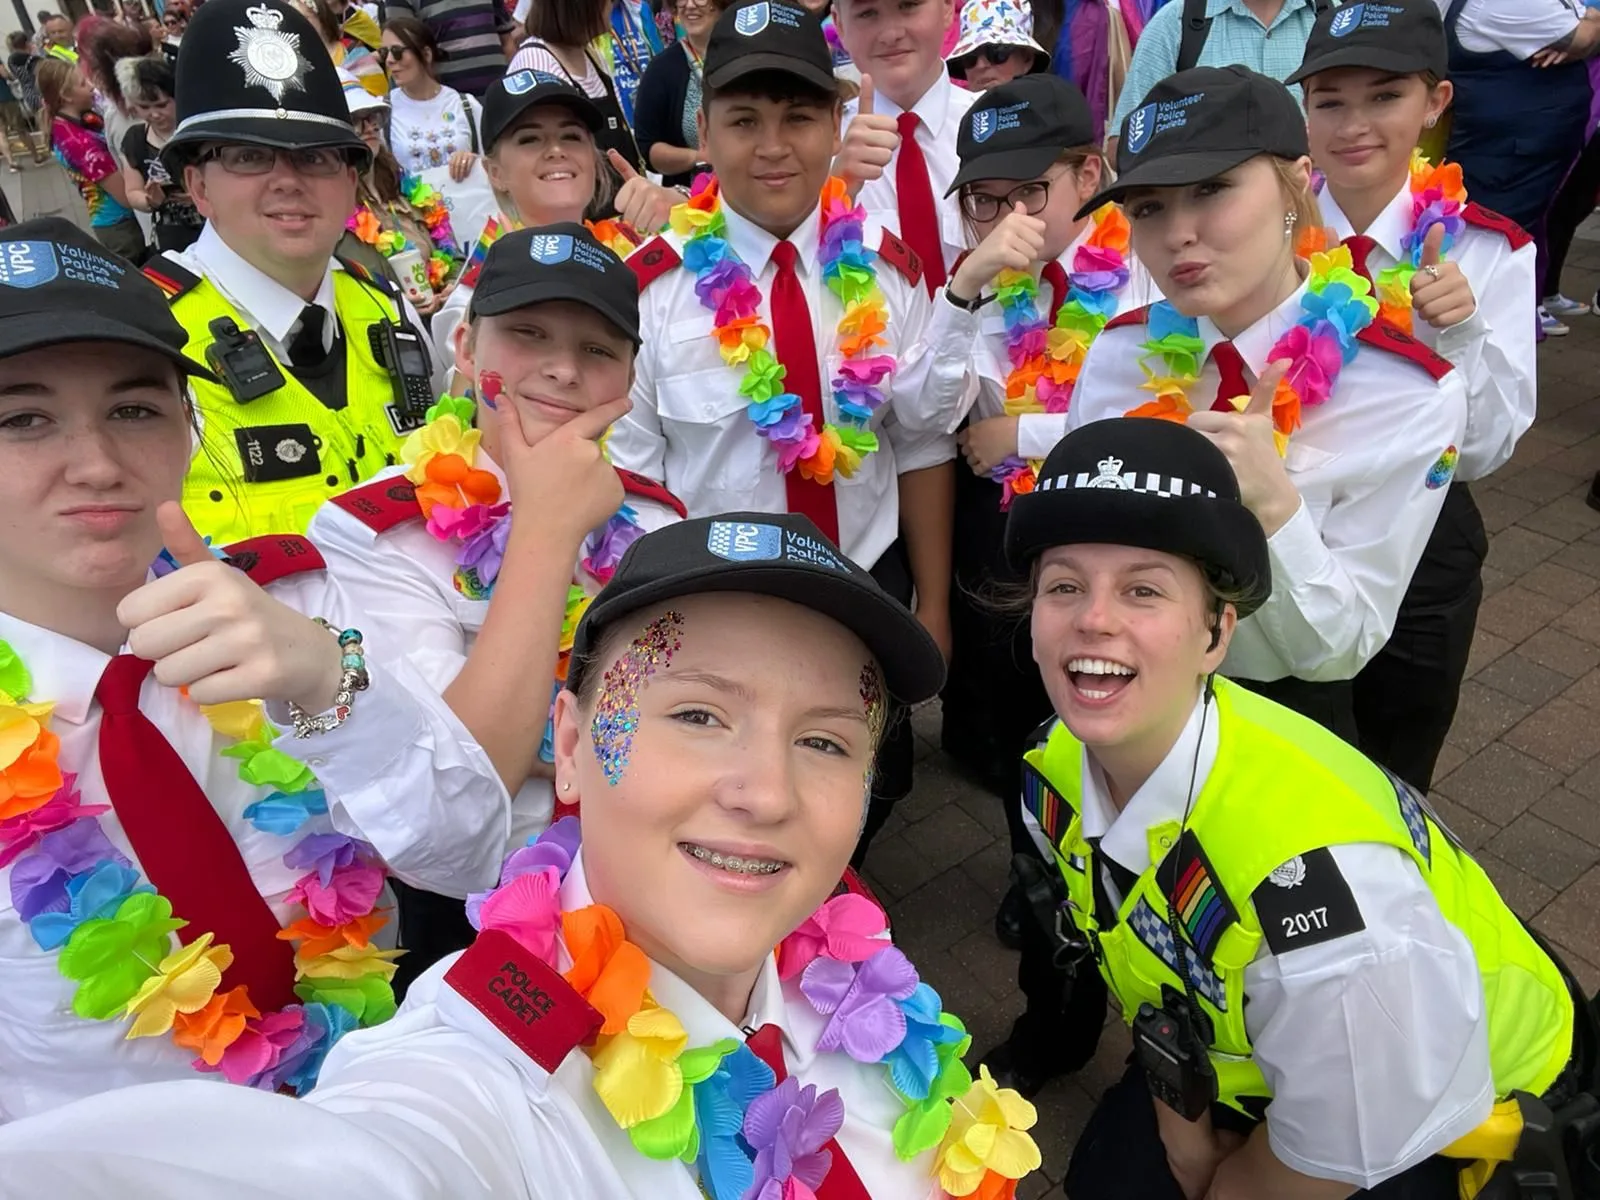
708, 521, 783, 561
735, 1, 770, 35
505, 68, 564, 94
1124, 102, 1157, 155
0, 240, 59, 288
528, 234, 575, 264
1329, 3, 1364, 36
971, 108, 996, 143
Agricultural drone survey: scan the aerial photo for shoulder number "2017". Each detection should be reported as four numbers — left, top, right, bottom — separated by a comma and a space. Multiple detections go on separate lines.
1281, 908, 1329, 938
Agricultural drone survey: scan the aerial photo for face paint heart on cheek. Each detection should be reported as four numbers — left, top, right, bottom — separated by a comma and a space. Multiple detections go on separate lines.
479, 370, 504, 410
590, 612, 685, 785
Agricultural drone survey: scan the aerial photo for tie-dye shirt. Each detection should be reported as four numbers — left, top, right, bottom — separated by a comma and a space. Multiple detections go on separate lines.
51, 114, 133, 228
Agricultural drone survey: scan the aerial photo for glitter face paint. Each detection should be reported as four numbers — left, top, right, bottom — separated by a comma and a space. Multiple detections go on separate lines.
860, 661, 885, 798
590, 612, 685, 786
478, 370, 504, 410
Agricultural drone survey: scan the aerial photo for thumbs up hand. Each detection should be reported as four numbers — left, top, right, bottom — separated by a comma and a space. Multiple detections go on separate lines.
834, 73, 900, 197
116, 502, 344, 712
1186, 360, 1303, 536
1408, 222, 1476, 330
609, 148, 679, 234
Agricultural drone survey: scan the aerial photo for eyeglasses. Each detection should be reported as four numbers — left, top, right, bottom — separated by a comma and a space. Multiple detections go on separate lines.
200, 144, 351, 177
960, 171, 1065, 223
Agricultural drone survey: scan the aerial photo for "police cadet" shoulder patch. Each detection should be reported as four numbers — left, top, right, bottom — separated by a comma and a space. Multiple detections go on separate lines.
1252, 847, 1365, 955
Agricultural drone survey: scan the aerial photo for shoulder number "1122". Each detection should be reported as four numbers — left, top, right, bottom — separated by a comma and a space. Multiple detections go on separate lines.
1282, 908, 1329, 938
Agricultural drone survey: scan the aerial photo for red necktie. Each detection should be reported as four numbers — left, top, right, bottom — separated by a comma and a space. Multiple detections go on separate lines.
745, 1023, 872, 1200
770, 240, 840, 545
1210, 340, 1251, 411
1041, 261, 1069, 318
894, 111, 947, 296
1343, 233, 1378, 284
96, 655, 298, 1011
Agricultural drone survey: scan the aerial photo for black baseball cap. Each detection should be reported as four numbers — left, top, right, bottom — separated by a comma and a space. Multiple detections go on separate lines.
470, 223, 641, 346
480, 69, 608, 155
1286, 0, 1448, 86
570, 513, 946, 703
1005, 419, 1271, 616
1078, 66, 1308, 219
0, 217, 216, 380
704, 1, 836, 94
948, 74, 1096, 196
165, 0, 368, 164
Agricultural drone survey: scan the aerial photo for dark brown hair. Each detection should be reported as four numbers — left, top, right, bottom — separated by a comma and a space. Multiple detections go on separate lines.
523, 0, 609, 50
383, 15, 442, 77
703, 70, 839, 114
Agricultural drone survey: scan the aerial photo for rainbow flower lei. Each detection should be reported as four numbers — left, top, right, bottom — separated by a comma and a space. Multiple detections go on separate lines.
988, 203, 1130, 508
0, 643, 395, 1091
670, 176, 895, 486
399, 394, 644, 762
467, 818, 1043, 1199
346, 174, 462, 290
1128, 243, 1378, 450
459, 213, 640, 291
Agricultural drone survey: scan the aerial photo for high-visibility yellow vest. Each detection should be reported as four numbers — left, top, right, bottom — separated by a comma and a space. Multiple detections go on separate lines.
1025, 677, 1573, 1118
45, 44, 77, 62
151, 258, 418, 543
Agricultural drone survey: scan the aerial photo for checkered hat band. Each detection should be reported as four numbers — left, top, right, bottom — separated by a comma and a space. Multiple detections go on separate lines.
1036, 472, 1219, 499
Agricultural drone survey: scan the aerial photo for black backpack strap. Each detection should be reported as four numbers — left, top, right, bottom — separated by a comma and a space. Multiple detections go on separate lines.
1175, 0, 1212, 73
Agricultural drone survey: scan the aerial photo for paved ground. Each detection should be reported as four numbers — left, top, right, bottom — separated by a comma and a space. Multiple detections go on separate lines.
8, 160, 1598, 1197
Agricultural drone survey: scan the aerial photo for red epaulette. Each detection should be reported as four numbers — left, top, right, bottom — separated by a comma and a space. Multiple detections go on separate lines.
834, 866, 887, 914
328, 477, 423, 533
1105, 304, 1152, 331
1357, 316, 1454, 382
444, 928, 604, 1074
876, 230, 923, 288
222, 535, 326, 586
1462, 202, 1533, 251
627, 236, 681, 291
616, 467, 687, 518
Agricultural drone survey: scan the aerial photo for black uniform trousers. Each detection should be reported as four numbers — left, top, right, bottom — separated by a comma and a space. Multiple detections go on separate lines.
1353, 483, 1487, 793
942, 466, 1056, 854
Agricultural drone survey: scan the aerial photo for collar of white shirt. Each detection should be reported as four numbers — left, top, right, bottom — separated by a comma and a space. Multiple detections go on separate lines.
720, 199, 823, 281
1198, 276, 1312, 376
0, 612, 125, 726
1078, 692, 1220, 878
1320, 183, 1412, 264
188, 224, 340, 354
873, 69, 961, 139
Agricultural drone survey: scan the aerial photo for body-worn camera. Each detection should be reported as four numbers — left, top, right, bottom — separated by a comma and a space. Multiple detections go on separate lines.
205, 316, 285, 403
368, 320, 433, 418
1133, 986, 1218, 1122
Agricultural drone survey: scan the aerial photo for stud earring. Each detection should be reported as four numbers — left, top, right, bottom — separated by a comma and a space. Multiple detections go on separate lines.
1425, 114, 1438, 128
561, 781, 572, 793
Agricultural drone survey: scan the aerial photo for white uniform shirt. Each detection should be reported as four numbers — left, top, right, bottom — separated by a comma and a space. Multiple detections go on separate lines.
172, 225, 444, 395
1431, 0, 1583, 58
309, 459, 683, 851
0, 854, 944, 1200
947, 224, 1161, 456
1068, 282, 1469, 683
611, 202, 964, 570
1024, 696, 1494, 1190
1320, 186, 1535, 480
0, 572, 510, 1122
844, 71, 977, 279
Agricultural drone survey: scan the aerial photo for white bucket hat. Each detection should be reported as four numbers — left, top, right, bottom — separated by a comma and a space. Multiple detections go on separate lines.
946, 0, 1050, 76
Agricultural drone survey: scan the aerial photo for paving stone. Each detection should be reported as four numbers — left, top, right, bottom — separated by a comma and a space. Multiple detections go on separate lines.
1432, 741, 1468, 783
1424, 791, 1500, 851
1562, 669, 1600, 712
1474, 586, 1571, 644
1515, 628, 1600, 679
1559, 539, 1600, 580
1505, 430, 1566, 471
1518, 495, 1600, 543
1484, 526, 1565, 576
1519, 560, 1600, 604
1479, 564, 1514, 597
1531, 787, 1600, 849
1478, 852, 1558, 921
1465, 628, 1515, 678
1497, 466, 1581, 505
1504, 698, 1600, 774
1554, 592, 1600, 647
958, 835, 1014, 905
1549, 940, 1600, 998
1474, 653, 1577, 706
1442, 682, 1535, 756
1540, 434, 1600, 480
1486, 815, 1599, 890
1569, 754, 1600, 803
899, 798, 996, 877
1534, 865, 1600, 953
949, 927, 1024, 1003
1435, 742, 1563, 823
886, 865, 997, 955
860, 831, 935, 902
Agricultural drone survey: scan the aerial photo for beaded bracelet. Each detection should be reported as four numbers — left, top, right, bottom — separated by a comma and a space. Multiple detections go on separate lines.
288, 619, 370, 738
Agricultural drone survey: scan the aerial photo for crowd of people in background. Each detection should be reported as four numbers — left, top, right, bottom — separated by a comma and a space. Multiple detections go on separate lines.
0, 0, 1597, 1196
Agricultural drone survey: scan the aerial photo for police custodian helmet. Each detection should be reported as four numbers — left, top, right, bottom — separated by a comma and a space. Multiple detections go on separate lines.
164, 0, 369, 165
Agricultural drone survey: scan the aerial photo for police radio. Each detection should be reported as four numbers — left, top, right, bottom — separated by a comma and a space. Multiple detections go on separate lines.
368, 319, 434, 418
1133, 986, 1218, 1122
205, 317, 285, 403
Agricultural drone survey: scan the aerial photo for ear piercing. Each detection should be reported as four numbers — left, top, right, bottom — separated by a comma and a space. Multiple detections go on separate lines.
1283, 211, 1298, 239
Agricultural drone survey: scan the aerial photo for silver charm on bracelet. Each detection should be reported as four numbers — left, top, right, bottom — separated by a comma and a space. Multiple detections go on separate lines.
288, 618, 370, 738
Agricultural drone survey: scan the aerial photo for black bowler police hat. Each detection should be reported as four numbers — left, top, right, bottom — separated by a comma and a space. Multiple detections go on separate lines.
0, 217, 215, 380
166, 0, 368, 164
1005, 419, 1271, 616
948, 74, 1097, 195
1077, 66, 1307, 219
569, 513, 946, 703
1287, 0, 1448, 86
704, 1, 836, 94
481, 70, 609, 155
470, 223, 641, 346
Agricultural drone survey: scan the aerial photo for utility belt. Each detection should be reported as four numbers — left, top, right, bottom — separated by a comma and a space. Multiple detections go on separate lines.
1012, 853, 1600, 1199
